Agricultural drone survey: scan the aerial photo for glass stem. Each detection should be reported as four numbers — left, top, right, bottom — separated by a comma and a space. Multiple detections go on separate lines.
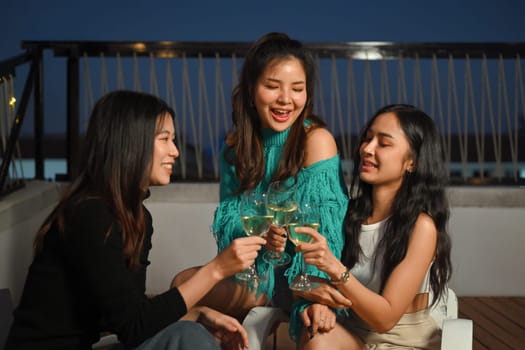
249, 263, 257, 277
300, 252, 307, 277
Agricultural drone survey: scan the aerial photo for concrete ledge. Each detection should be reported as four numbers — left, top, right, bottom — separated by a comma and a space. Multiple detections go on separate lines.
447, 186, 525, 207
149, 182, 219, 203
148, 182, 525, 208
3, 181, 523, 210
0, 181, 61, 233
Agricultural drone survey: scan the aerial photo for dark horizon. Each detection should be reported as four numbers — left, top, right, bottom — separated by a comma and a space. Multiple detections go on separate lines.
17, 129, 525, 163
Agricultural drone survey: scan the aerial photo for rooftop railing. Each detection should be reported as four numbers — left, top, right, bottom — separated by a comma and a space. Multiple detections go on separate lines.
1, 40, 525, 196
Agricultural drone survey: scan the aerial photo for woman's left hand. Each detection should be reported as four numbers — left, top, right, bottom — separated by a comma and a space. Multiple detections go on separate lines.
301, 303, 337, 337
196, 306, 249, 350
294, 278, 352, 309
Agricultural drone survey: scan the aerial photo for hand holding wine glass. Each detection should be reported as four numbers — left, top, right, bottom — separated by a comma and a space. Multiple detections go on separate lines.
213, 235, 267, 280
288, 202, 320, 291
235, 190, 273, 282
264, 180, 297, 265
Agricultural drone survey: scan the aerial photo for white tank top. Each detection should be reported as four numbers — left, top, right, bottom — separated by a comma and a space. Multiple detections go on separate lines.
350, 218, 431, 294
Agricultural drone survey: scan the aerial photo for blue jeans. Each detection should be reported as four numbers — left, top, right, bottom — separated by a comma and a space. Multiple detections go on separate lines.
133, 321, 220, 350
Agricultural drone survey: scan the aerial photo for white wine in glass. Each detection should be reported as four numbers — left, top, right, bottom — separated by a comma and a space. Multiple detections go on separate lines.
289, 202, 320, 291
267, 202, 297, 227
241, 215, 273, 237
236, 190, 270, 283
287, 223, 318, 246
264, 180, 297, 265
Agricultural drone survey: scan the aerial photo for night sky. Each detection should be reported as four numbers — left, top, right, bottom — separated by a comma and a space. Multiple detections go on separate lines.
1, 0, 525, 135
3, 0, 524, 52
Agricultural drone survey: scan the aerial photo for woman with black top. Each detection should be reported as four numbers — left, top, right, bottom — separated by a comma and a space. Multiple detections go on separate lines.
5, 90, 265, 350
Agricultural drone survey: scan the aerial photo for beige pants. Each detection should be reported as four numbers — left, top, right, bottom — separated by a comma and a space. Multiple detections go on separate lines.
339, 309, 441, 350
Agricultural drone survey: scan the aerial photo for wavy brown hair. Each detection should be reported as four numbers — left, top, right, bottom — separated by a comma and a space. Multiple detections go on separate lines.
226, 32, 325, 192
34, 90, 175, 269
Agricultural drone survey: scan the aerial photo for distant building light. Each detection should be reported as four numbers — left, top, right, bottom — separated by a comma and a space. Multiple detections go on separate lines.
352, 49, 383, 60
133, 42, 147, 52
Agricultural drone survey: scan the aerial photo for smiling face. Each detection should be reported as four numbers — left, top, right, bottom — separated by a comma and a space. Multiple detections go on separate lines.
149, 113, 179, 186
253, 57, 307, 131
359, 112, 414, 191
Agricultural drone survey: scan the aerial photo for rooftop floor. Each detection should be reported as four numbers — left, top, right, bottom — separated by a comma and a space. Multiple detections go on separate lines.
265, 297, 525, 349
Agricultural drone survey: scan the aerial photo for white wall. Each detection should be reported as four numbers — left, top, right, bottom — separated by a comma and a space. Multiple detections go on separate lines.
1, 181, 524, 307
0, 182, 59, 305
145, 202, 218, 294
144, 184, 525, 297
449, 207, 525, 296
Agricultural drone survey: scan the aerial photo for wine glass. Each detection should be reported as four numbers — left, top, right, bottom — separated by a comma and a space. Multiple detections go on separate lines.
288, 202, 320, 291
235, 190, 273, 283
264, 180, 297, 265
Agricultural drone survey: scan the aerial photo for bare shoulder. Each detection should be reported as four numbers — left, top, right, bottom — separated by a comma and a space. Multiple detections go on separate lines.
410, 213, 438, 250
414, 213, 437, 234
304, 127, 338, 167
402, 213, 439, 267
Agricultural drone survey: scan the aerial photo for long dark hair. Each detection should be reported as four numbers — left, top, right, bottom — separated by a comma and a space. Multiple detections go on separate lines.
342, 104, 452, 306
227, 32, 325, 192
34, 90, 175, 268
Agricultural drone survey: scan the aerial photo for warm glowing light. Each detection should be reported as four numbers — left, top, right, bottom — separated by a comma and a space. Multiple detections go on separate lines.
9, 96, 16, 107
157, 50, 179, 58
133, 42, 147, 52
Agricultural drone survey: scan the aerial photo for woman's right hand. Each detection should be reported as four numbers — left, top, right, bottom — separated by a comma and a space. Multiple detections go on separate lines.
196, 306, 249, 350
213, 236, 266, 279
265, 224, 288, 253
294, 227, 340, 274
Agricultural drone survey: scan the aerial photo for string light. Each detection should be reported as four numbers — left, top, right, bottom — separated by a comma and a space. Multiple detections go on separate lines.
9, 96, 16, 107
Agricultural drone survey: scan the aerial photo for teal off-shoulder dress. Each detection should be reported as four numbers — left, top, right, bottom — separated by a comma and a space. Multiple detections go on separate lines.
211, 126, 349, 340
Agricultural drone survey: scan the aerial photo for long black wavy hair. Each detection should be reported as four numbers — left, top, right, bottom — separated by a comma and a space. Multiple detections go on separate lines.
226, 32, 325, 192
342, 104, 452, 306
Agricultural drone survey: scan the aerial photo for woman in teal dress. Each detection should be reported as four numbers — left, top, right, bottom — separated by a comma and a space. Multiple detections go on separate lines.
172, 32, 349, 338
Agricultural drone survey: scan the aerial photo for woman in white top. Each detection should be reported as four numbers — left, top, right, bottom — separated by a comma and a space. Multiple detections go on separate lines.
291, 104, 452, 350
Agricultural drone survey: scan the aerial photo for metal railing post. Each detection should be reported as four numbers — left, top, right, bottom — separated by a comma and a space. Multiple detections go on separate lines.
0, 60, 35, 194
33, 48, 44, 180
66, 51, 80, 181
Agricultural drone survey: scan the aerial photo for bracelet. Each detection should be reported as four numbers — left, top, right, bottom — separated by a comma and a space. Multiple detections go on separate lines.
331, 268, 351, 285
